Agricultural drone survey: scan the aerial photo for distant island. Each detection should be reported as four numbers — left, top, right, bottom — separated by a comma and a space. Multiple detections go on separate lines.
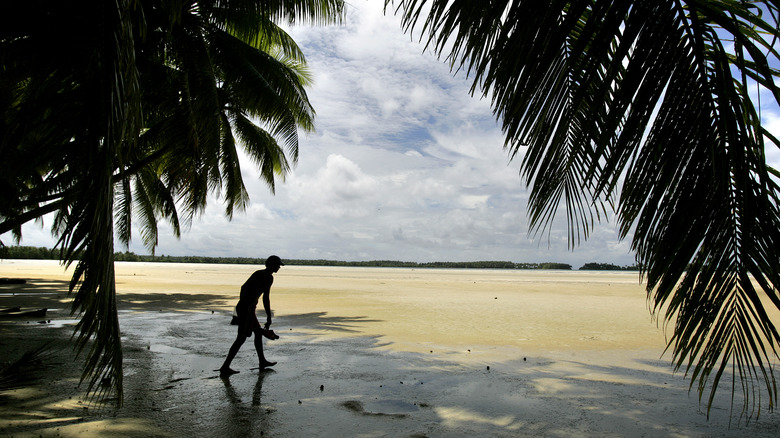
1, 246, 640, 271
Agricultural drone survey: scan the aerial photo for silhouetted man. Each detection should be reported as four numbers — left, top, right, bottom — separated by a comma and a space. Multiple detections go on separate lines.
220, 255, 283, 376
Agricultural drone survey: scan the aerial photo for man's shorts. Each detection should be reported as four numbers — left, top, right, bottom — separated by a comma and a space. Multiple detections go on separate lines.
235, 302, 260, 338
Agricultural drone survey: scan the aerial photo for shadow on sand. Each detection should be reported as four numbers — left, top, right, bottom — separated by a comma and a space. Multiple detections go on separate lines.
281, 311, 383, 334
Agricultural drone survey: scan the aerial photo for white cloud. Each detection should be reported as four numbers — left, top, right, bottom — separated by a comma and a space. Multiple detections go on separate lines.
458, 195, 489, 209
288, 154, 379, 218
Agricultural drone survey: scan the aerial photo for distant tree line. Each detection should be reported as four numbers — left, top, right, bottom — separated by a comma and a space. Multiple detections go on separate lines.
578, 262, 640, 271
0, 245, 63, 260
2, 246, 639, 270
283, 259, 575, 270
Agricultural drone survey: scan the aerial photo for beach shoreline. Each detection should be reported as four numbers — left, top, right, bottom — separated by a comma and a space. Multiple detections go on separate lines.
1, 260, 779, 437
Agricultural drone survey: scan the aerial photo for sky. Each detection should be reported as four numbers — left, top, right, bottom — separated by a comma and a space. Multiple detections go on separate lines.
8, 2, 780, 267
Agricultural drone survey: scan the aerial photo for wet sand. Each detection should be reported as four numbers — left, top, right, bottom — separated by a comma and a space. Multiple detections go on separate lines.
1, 259, 779, 437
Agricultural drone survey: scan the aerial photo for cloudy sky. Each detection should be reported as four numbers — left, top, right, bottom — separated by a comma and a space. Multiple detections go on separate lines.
10, 2, 780, 267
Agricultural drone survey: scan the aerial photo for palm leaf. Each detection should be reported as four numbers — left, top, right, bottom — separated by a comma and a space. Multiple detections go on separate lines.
218, 110, 250, 218
233, 111, 292, 193
390, 0, 780, 418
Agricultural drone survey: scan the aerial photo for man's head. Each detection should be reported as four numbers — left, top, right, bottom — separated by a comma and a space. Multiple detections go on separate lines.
265, 255, 284, 272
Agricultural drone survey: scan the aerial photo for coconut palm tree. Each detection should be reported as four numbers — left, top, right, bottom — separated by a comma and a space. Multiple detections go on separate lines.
119, 0, 323, 252
0, 0, 344, 405
388, 0, 780, 418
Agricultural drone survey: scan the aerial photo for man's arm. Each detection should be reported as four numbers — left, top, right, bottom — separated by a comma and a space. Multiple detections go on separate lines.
262, 289, 272, 328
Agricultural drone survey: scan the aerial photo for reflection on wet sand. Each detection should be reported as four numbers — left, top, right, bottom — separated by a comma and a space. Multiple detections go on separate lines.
221, 370, 274, 436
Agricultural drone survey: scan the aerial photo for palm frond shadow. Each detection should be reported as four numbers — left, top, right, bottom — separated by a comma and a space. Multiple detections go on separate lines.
0, 277, 72, 307
0, 277, 69, 294
0, 343, 58, 392
280, 312, 384, 334
116, 292, 233, 313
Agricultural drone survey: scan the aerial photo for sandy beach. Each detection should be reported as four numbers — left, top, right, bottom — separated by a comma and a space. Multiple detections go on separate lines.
1, 259, 779, 437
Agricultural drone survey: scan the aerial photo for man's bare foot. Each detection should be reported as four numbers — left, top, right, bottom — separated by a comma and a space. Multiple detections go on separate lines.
220, 367, 240, 376
259, 360, 277, 368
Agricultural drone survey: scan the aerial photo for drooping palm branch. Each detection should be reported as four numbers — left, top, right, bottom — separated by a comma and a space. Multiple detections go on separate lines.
389, 0, 780, 418
0, 0, 141, 404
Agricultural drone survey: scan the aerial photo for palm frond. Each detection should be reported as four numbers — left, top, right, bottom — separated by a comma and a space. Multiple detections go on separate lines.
222, 9, 309, 62
233, 112, 292, 193
59, 146, 123, 405
389, 0, 780, 419
207, 0, 345, 26
132, 172, 161, 253
209, 26, 313, 160
115, 177, 134, 248
218, 111, 250, 218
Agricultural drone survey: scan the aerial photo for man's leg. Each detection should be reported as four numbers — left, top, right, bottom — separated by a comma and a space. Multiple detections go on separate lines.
220, 334, 245, 375
253, 327, 277, 368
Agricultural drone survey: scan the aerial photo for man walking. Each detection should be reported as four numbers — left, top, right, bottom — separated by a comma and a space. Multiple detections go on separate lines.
220, 255, 283, 376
